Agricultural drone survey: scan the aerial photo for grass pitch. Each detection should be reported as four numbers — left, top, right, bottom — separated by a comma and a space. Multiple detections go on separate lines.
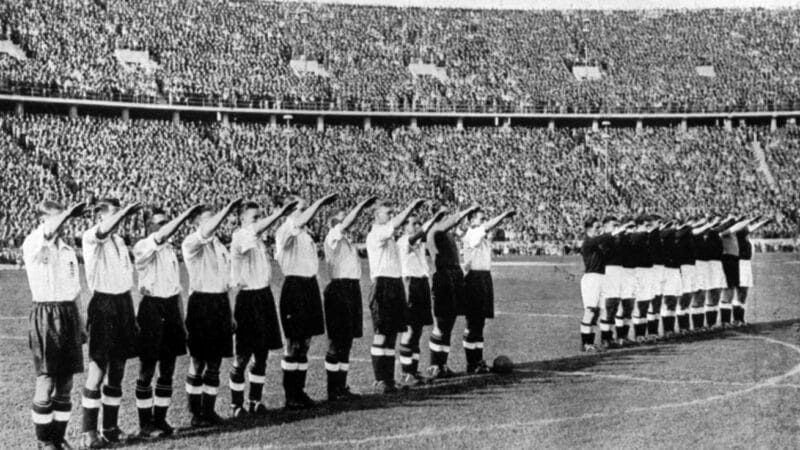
2, 253, 800, 449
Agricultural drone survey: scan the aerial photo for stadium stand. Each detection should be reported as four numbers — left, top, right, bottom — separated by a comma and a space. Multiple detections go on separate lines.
0, 113, 796, 260
3, 2, 800, 112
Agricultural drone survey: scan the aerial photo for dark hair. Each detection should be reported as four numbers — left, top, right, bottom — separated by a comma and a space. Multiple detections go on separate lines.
602, 215, 617, 224
36, 199, 64, 216
635, 215, 647, 225
283, 194, 302, 207
584, 216, 599, 229
95, 197, 121, 213
239, 201, 260, 215
467, 208, 483, 221
189, 204, 213, 221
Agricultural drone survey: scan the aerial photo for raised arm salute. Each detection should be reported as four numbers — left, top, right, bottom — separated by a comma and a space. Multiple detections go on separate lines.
275, 193, 337, 410
80, 198, 141, 448
132, 204, 202, 440
425, 205, 479, 379
181, 198, 242, 429
22, 201, 86, 450
461, 209, 515, 373
322, 196, 377, 401
734, 216, 771, 326
397, 209, 446, 385
229, 200, 298, 418
366, 198, 425, 393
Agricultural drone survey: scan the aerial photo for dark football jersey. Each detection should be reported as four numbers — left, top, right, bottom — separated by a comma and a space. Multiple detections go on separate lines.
675, 226, 696, 266
737, 230, 752, 260
706, 230, 723, 261
650, 228, 665, 265
620, 233, 637, 269
582, 236, 605, 274
428, 229, 461, 269
599, 233, 622, 267
661, 228, 679, 269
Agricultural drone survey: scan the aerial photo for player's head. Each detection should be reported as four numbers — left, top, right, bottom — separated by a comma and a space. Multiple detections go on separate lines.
403, 214, 421, 234
284, 194, 306, 214
584, 216, 600, 237
602, 215, 618, 233
648, 214, 662, 227
373, 201, 392, 225
239, 201, 261, 225
146, 206, 169, 234
37, 200, 66, 235
190, 204, 214, 227
468, 209, 485, 227
94, 197, 120, 220
329, 210, 346, 229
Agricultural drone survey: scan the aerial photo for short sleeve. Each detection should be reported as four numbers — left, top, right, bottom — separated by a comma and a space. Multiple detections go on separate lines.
326, 225, 344, 249
236, 227, 259, 253
464, 226, 487, 248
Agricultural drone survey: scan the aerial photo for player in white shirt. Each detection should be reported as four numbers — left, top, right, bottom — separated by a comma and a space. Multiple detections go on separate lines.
397, 210, 445, 386
366, 199, 425, 393
275, 193, 337, 409
181, 198, 242, 428
80, 197, 141, 448
322, 196, 376, 401
462, 209, 515, 373
228, 200, 297, 417
132, 204, 203, 439
22, 200, 87, 450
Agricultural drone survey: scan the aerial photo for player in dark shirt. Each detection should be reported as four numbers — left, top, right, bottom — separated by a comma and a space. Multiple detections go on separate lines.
598, 216, 627, 348
631, 216, 656, 343
647, 215, 665, 340
659, 221, 680, 337
704, 217, 734, 328
580, 217, 604, 352
615, 217, 637, 345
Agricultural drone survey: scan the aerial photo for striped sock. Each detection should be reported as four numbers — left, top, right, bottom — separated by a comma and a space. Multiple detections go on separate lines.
185, 375, 203, 416
101, 384, 122, 431
281, 358, 298, 400
32, 401, 53, 443
647, 313, 660, 335
325, 354, 340, 396
615, 317, 626, 340
339, 360, 350, 390
248, 371, 266, 403
51, 398, 71, 443
398, 345, 415, 374
153, 383, 172, 423
135, 380, 154, 427
297, 358, 309, 392
81, 388, 101, 432
662, 313, 675, 334
429, 336, 450, 367
720, 304, 732, 324
580, 322, 593, 346
201, 373, 220, 418
382, 347, 396, 384
599, 320, 613, 343
705, 306, 718, 327
229, 369, 245, 407
690, 308, 705, 329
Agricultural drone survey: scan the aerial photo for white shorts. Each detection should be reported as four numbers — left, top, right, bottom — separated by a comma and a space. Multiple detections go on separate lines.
634, 267, 653, 301
581, 273, 604, 308
708, 260, 726, 290
680, 264, 696, 294
603, 265, 623, 299
620, 268, 637, 299
695, 260, 710, 291
663, 268, 682, 297
652, 265, 665, 296
739, 260, 753, 287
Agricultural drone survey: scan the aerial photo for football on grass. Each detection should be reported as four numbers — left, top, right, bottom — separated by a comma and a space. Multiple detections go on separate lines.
492, 355, 513, 374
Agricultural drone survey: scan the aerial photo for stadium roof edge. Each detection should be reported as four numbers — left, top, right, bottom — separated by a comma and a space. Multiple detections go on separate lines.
280, 0, 800, 10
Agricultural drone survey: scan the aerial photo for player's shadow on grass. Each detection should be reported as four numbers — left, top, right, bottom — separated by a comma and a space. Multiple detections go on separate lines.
122, 319, 800, 446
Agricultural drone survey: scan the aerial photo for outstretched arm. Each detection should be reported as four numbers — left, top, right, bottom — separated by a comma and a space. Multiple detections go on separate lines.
296, 193, 338, 229
692, 218, 718, 235
252, 200, 299, 236
341, 196, 378, 232
484, 210, 516, 233
748, 217, 771, 233
200, 197, 243, 239
438, 206, 481, 233
43, 202, 86, 241
612, 220, 635, 236
409, 209, 447, 245
725, 217, 754, 235
96, 202, 142, 240
153, 203, 205, 245
390, 198, 425, 229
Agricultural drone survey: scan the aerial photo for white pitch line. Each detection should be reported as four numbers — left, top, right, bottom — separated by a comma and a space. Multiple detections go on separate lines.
535, 369, 753, 387
492, 261, 578, 267
264, 332, 800, 449
496, 310, 575, 319
0, 335, 26, 341
0, 316, 25, 320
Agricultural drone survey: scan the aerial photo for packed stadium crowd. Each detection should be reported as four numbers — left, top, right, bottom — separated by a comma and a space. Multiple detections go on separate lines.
3, 1, 800, 112
0, 113, 797, 264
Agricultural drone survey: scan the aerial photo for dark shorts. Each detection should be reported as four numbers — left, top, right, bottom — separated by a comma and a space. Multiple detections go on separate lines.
29, 301, 83, 376
87, 291, 137, 363
324, 279, 363, 341
463, 270, 495, 319
185, 292, 233, 360
137, 295, 187, 361
369, 277, 409, 335
431, 266, 465, 319
235, 287, 283, 355
279, 276, 325, 339
722, 255, 739, 288
406, 276, 433, 327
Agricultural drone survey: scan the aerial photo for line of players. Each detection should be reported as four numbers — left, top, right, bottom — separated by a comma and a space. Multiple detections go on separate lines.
580, 214, 770, 351
21, 194, 514, 450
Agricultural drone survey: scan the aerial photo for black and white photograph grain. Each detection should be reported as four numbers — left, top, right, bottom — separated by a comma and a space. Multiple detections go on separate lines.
2, 0, 800, 448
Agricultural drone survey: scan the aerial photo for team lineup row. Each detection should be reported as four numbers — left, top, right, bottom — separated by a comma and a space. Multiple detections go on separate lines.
578, 214, 770, 352
21, 194, 515, 450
